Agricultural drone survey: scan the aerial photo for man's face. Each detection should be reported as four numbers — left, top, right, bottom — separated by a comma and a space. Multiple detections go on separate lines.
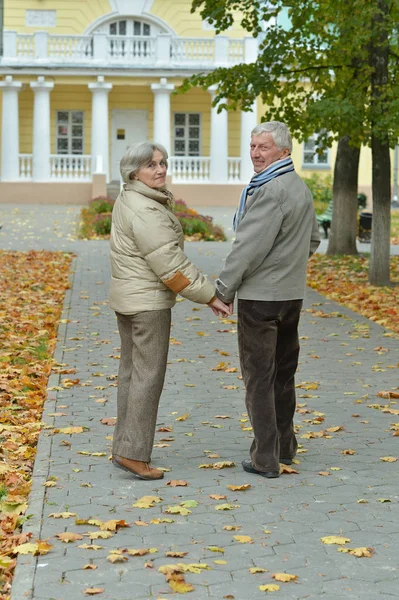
250, 133, 290, 173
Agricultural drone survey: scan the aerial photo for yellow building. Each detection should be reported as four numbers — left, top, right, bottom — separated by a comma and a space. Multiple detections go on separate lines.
0, 0, 375, 205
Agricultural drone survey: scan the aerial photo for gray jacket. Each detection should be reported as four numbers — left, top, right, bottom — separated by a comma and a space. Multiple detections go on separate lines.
216, 170, 321, 302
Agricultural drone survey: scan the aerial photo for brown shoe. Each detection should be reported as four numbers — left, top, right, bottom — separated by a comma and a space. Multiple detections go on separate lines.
112, 455, 164, 480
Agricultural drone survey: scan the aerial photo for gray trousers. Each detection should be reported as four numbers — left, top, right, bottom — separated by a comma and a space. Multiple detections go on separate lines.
112, 309, 171, 462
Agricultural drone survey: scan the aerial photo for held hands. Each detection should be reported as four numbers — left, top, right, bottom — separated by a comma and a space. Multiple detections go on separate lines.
208, 297, 234, 317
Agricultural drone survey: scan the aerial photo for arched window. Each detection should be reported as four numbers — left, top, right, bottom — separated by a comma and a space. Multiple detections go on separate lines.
95, 18, 163, 58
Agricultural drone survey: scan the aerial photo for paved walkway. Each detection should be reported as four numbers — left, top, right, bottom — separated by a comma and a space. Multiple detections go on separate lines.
1, 205, 398, 600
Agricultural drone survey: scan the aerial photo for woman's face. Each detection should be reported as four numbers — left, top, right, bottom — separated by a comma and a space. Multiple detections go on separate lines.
134, 150, 167, 189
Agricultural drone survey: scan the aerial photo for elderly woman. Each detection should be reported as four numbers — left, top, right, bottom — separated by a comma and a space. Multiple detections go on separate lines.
109, 141, 230, 480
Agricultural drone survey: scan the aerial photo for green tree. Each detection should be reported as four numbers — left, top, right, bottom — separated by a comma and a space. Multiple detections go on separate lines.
182, 0, 399, 285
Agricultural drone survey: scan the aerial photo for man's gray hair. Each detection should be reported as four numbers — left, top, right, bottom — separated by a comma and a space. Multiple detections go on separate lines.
251, 121, 292, 152
120, 141, 168, 183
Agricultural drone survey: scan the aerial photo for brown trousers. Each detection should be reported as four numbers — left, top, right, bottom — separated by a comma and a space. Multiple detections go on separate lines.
238, 299, 303, 473
112, 309, 171, 462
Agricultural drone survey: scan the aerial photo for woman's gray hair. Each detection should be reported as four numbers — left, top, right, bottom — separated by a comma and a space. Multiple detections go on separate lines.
120, 141, 168, 183
251, 121, 292, 152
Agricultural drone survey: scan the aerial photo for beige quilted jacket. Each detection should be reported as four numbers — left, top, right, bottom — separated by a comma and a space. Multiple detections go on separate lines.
108, 181, 215, 314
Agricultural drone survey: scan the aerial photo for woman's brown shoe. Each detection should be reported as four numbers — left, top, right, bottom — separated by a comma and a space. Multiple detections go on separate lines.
112, 455, 164, 480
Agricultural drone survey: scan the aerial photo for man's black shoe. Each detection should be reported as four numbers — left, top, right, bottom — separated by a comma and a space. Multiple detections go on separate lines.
279, 458, 293, 465
242, 459, 280, 479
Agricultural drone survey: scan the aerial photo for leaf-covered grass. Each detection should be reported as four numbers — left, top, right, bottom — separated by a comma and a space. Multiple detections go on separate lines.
391, 211, 399, 244
79, 197, 226, 241
0, 250, 72, 597
307, 254, 399, 333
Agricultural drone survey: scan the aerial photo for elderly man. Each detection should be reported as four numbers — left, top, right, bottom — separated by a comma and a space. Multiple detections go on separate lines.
216, 121, 321, 478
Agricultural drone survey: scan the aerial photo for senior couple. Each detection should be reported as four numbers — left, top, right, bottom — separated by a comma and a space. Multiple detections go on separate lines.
109, 121, 321, 481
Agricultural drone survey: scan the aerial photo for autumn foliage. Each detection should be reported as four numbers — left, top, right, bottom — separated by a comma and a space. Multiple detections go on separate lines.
0, 250, 72, 598
307, 254, 399, 333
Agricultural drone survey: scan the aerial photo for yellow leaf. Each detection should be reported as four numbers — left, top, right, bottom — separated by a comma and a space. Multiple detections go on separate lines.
180, 563, 211, 573
215, 503, 239, 511
213, 461, 236, 469
198, 463, 214, 469
164, 505, 191, 516
0, 500, 28, 515
176, 413, 189, 421
165, 551, 188, 558
56, 532, 84, 543
100, 519, 129, 531
206, 546, 225, 553
223, 525, 241, 531
337, 546, 374, 558
320, 536, 351, 545
250, 567, 268, 574
357, 499, 369, 504
107, 554, 127, 563
318, 471, 331, 476
259, 584, 280, 592
132, 496, 162, 509
83, 588, 104, 596
380, 456, 398, 462
272, 572, 298, 582
227, 484, 251, 491
83, 564, 98, 570
13, 541, 52, 556
43, 481, 57, 487
341, 449, 356, 455
167, 575, 195, 594
165, 480, 188, 487
214, 559, 227, 565
58, 426, 85, 434
77, 544, 103, 550
150, 518, 175, 524
233, 535, 253, 544
126, 548, 158, 556
89, 531, 113, 540
48, 512, 76, 519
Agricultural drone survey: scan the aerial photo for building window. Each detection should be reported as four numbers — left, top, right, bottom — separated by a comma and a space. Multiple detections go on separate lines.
56, 111, 84, 155
303, 133, 329, 167
108, 19, 151, 36
173, 113, 201, 156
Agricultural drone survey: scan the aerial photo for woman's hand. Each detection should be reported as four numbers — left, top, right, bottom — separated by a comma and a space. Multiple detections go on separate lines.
208, 297, 233, 317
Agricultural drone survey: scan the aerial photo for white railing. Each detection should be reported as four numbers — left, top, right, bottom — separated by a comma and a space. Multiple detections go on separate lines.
19, 154, 33, 179
3, 31, 257, 68
228, 157, 241, 182
48, 35, 93, 60
171, 38, 214, 63
16, 35, 35, 58
50, 155, 92, 180
169, 156, 211, 182
228, 40, 245, 64
108, 35, 155, 61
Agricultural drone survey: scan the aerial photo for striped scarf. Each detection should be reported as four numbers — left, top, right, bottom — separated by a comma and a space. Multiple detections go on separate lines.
233, 157, 295, 230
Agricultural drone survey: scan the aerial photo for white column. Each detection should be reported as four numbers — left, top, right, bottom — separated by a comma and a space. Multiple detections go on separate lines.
151, 77, 174, 155
88, 76, 112, 182
240, 103, 258, 182
208, 85, 228, 183
240, 37, 259, 182
30, 76, 54, 181
0, 76, 22, 181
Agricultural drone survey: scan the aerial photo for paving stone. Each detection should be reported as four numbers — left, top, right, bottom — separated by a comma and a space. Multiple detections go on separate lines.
3, 205, 399, 600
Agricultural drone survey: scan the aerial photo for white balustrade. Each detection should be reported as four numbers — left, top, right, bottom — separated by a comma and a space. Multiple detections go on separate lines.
16, 35, 35, 58
49, 35, 93, 60
108, 35, 154, 61
171, 38, 214, 63
169, 156, 211, 182
228, 157, 241, 182
19, 155, 33, 180
228, 40, 245, 64
50, 155, 92, 180
5, 33, 252, 67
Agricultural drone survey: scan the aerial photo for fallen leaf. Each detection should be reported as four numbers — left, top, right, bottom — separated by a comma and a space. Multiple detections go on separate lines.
206, 546, 225, 553
56, 532, 84, 543
166, 551, 188, 558
215, 503, 240, 511
100, 417, 116, 426
380, 456, 398, 462
233, 535, 253, 544
83, 588, 104, 596
320, 535, 351, 545
213, 461, 236, 469
132, 496, 162, 509
259, 584, 280, 592
250, 567, 268, 574
272, 572, 298, 582
126, 548, 158, 556
337, 546, 374, 557
227, 484, 251, 491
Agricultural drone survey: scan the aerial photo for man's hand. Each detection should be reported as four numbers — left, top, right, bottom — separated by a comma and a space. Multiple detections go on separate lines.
208, 297, 233, 317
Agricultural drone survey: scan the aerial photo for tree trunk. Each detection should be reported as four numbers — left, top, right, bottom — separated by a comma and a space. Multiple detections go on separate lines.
369, 136, 391, 285
326, 136, 360, 255
369, 0, 391, 286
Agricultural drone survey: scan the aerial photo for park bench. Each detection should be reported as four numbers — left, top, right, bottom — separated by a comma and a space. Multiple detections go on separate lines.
316, 200, 333, 238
